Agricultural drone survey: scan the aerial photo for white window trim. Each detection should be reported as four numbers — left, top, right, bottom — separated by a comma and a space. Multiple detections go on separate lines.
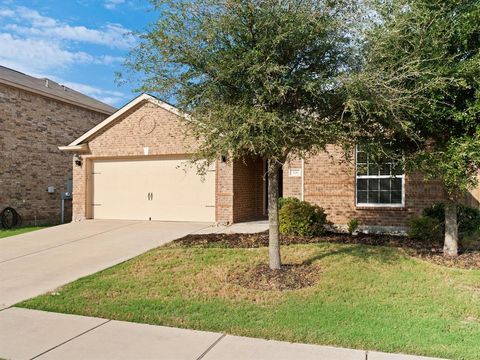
355, 148, 406, 208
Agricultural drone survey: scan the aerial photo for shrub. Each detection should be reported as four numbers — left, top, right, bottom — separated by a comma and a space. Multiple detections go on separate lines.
462, 232, 480, 251
458, 206, 480, 237
347, 218, 360, 235
422, 203, 445, 223
422, 203, 480, 237
278, 197, 301, 209
279, 200, 327, 236
407, 216, 443, 244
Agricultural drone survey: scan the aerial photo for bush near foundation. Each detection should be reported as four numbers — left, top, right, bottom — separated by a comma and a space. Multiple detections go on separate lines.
408, 203, 480, 247
407, 216, 444, 245
279, 198, 327, 237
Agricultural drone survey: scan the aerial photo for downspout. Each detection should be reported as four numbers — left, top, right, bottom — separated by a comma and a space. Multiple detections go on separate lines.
301, 158, 305, 201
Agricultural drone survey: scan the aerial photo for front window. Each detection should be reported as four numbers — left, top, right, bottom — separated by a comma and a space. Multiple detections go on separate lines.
356, 147, 404, 206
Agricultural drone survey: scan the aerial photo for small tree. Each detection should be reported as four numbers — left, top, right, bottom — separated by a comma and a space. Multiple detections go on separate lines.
123, 0, 357, 269
346, 0, 480, 256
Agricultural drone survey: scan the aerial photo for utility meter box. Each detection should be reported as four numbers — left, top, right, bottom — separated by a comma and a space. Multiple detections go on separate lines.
47, 186, 56, 193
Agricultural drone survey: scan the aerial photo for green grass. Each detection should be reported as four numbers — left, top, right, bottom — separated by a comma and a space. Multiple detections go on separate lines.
18, 242, 480, 360
0, 226, 47, 239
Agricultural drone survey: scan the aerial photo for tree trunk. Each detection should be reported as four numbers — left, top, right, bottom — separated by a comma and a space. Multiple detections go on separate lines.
268, 159, 282, 270
444, 202, 459, 257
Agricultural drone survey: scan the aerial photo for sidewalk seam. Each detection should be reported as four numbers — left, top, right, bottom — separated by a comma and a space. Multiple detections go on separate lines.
29, 319, 111, 360
196, 333, 226, 360
0, 222, 140, 264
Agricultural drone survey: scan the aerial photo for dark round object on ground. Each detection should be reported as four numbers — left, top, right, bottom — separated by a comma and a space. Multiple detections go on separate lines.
0, 207, 22, 229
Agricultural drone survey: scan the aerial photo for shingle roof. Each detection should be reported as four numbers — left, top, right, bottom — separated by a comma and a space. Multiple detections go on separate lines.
0, 65, 116, 114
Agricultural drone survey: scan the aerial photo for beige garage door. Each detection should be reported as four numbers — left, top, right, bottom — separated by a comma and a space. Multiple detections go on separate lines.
91, 158, 215, 222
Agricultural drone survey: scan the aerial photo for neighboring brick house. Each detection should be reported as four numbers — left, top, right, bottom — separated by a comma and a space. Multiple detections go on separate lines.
61, 93, 471, 232
0, 66, 116, 225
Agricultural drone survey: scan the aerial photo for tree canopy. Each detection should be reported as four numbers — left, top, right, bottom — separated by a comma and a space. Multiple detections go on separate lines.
123, 0, 363, 268
346, 0, 480, 195
123, 0, 480, 259
124, 0, 360, 163
346, 0, 480, 256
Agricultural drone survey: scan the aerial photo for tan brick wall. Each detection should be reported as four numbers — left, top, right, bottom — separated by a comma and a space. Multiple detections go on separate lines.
73, 100, 235, 222
284, 145, 447, 229
283, 157, 303, 200
216, 160, 234, 224
465, 172, 480, 208
0, 83, 108, 225
86, 102, 198, 156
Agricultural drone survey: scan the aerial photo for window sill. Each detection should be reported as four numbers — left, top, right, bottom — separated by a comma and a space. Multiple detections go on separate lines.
356, 205, 406, 211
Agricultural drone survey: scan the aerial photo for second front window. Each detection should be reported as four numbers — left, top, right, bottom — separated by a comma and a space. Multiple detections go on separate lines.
356, 147, 404, 206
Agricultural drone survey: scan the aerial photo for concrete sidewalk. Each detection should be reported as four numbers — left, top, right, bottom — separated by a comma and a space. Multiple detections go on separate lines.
0, 308, 447, 360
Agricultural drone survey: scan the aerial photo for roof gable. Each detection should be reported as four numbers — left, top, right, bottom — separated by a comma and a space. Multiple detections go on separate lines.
67, 93, 188, 146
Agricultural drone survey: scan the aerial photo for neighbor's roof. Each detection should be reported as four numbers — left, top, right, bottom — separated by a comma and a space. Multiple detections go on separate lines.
59, 93, 188, 151
0, 65, 116, 115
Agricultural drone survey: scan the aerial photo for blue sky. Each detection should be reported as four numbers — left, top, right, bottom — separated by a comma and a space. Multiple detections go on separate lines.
0, 0, 158, 107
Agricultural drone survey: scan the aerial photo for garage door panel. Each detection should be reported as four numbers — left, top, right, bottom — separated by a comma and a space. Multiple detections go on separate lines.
92, 161, 152, 220
92, 159, 215, 222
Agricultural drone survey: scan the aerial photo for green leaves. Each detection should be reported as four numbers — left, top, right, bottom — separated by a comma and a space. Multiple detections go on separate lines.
124, 0, 358, 161
346, 0, 480, 197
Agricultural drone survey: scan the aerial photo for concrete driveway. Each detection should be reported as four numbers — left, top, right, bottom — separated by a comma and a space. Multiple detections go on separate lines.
0, 220, 212, 308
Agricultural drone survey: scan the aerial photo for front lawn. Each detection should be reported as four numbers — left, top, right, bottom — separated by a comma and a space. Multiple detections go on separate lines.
0, 226, 47, 239
18, 237, 480, 360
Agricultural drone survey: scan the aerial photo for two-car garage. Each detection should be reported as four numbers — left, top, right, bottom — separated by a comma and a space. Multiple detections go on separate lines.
91, 158, 216, 222
60, 94, 228, 223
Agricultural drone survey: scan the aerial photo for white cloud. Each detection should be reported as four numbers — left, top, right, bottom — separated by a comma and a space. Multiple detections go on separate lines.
104, 0, 126, 10
0, 5, 131, 107
0, 8, 14, 17
0, 33, 95, 72
0, 61, 126, 106
0, 33, 123, 73
96, 55, 124, 65
54, 79, 126, 106
16, 6, 57, 27
1, 6, 136, 50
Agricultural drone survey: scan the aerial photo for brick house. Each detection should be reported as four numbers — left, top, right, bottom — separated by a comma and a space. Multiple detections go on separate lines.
62, 93, 478, 232
0, 66, 115, 225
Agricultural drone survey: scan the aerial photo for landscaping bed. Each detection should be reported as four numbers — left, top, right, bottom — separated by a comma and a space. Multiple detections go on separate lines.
172, 231, 480, 269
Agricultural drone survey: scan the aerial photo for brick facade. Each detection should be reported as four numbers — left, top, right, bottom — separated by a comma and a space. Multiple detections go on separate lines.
73, 101, 194, 221
283, 145, 447, 231
70, 98, 465, 231
0, 83, 109, 225
465, 173, 480, 208
71, 99, 266, 224
215, 160, 235, 223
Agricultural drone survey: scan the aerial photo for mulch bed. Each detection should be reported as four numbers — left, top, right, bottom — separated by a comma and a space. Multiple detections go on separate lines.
415, 251, 480, 270
173, 231, 415, 249
227, 263, 321, 290
173, 231, 480, 270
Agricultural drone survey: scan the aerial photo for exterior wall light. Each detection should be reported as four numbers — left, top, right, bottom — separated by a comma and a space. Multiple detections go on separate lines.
74, 154, 82, 167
